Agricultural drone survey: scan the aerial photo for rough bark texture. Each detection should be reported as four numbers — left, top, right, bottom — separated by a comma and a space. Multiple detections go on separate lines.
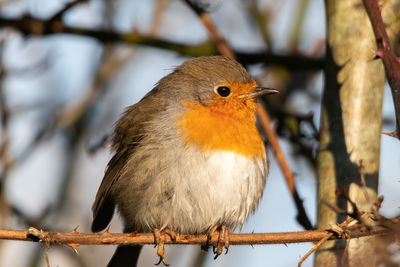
316, 0, 385, 266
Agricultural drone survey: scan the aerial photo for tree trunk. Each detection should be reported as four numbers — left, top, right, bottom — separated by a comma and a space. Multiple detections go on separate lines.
315, 0, 385, 266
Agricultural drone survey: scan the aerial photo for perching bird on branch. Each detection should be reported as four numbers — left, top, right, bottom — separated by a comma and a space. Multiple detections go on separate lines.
91, 56, 277, 266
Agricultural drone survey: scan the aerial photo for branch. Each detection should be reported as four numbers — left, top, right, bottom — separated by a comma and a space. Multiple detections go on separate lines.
0, 225, 391, 247
256, 104, 313, 230
363, 0, 400, 139
0, 16, 323, 70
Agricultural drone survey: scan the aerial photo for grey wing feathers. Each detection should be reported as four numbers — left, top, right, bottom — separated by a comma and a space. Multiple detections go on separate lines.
91, 148, 130, 232
91, 89, 165, 232
91, 104, 146, 232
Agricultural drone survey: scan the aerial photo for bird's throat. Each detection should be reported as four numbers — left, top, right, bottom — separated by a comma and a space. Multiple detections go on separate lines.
178, 100, 266, 158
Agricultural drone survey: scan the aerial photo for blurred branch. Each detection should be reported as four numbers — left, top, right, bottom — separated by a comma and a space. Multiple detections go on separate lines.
236, 51, 323, 70
0, 45, 129, 236
288, 0, 310, 52
0, 37, 12, 226
49, 0, 86, 22
0, 50, 97, 174
363, 0, 400, 139
0, 32, 56, 228
248, 0, 272, 48
53, 45, 132, 213
149, 0, 170, 36
10, 204, 51, 229
57, 46, 128, 128
0, 15, 215, 54
183, 0, 235, 59
0, 73, 10, 176
0, 15, 323, 70
182, 0, 313, 230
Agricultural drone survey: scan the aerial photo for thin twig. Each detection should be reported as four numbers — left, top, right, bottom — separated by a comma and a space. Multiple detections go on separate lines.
297, 217, 355, 266
322, 200, 347, 215
298, 234, 331, 267
45, 242, 50, 267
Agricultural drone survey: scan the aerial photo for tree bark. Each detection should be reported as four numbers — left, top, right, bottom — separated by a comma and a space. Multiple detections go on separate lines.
315, 0, 385, 266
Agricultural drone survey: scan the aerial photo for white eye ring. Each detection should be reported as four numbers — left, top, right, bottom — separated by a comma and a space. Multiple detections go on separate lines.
214, 86, 231, 97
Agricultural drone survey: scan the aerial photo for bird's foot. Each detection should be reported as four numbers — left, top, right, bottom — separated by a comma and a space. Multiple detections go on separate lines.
153, 228, 176, 266
204, 225, 230, 259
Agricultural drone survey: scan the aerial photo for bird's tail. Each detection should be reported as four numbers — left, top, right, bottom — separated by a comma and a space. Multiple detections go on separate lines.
107, 245, 142, 267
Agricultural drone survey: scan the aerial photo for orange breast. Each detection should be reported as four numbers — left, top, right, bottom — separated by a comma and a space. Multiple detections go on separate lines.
178, 99, 265, 159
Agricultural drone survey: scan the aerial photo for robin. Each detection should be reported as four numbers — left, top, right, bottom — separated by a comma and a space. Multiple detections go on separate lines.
91, 56, 278, 266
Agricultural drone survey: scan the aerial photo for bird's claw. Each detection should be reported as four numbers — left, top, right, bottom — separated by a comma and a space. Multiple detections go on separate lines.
155, 257, 169, 266
153, 228, 176, 266
207, 225, 231, 259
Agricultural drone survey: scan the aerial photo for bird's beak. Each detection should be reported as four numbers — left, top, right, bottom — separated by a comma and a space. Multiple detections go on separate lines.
238, 87, 279, 99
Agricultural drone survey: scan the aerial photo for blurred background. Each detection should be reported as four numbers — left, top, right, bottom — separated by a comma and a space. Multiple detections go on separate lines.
0, 0, 399, 266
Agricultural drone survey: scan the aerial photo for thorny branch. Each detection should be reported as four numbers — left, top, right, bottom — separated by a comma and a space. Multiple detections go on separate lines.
297, 194, 397, 266
363, 0, 400, 139
183, 0, 313, 230
0, 223, 393, 247
297, 161, 400, 266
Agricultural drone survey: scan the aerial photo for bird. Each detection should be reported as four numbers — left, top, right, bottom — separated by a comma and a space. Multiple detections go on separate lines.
91, 55, 278, 266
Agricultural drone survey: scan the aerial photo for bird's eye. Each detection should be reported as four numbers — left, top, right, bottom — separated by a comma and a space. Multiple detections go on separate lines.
215, 86, 231, 97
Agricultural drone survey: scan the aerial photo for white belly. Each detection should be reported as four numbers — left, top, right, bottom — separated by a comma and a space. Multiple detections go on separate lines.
123, 148, 268, 234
